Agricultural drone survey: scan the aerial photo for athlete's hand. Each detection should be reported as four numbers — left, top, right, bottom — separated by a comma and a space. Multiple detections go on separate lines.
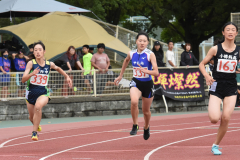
66, 76, 72, 88
114, 76, 122, 86
137, 64, 148, 74
205, 74, 215, 86
32, 67, 40, 75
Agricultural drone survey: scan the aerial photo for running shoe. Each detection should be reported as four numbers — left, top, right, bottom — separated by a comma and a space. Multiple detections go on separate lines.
31, 131, 38, 141
130, 124, 139, 135
38, 125, 42, 132
143, 126, 150, 140
211, 145, 222, 155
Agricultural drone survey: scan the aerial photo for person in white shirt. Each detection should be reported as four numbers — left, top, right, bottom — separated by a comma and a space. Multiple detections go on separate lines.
166, 41, 176, 67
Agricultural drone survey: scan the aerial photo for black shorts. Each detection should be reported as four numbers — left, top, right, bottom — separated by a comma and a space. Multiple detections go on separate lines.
209, 79, 237, 99
129, 77, 154, 98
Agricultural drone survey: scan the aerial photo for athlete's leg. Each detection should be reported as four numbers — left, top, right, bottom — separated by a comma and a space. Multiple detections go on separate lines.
214, 95, 236, 145
32, 96, 49, 132
27, 102, 35, 124
208, 94, 222, 124
130, 87, 141, 125
142, 97, 153, 129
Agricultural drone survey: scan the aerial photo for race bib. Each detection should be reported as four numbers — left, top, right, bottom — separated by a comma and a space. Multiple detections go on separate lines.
133, 67, 149, 78
217, 59, 237, 73
30, 74, 49, 86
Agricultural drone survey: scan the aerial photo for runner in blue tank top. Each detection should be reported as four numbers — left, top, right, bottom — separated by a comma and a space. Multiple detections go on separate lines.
115, 32, 159, 140
22, 41, 72, 141
199, 22, 240, 155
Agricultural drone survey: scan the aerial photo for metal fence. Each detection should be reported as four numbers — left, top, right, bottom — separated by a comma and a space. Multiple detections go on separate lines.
0, 66, 210, 100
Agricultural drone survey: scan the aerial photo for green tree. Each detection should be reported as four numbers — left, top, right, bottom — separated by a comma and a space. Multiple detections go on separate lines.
129, 0, 240, 59
56, 0, 132, 25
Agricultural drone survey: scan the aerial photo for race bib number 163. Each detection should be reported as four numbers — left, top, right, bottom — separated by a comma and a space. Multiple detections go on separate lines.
217, 59, 237, 73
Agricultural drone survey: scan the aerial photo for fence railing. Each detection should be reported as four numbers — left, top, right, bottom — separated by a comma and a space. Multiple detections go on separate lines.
0, 66, 211, 101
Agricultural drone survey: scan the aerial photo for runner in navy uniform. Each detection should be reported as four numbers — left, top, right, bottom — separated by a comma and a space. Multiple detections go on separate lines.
114, 32, 159, 140
199, 22, 239, 155
22, 41, 72, 141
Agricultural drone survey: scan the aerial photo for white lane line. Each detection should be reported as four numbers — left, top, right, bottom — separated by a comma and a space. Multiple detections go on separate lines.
144, 128, 240, 160
38, 124, 222, 160
3, 122, 240, 149
0, 121, 130, 148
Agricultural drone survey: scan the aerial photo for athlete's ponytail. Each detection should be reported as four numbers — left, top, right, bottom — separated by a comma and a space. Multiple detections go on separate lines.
218, 22, 238, 45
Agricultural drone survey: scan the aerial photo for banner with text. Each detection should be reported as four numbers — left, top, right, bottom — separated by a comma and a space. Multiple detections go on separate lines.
153, 68, 205, 101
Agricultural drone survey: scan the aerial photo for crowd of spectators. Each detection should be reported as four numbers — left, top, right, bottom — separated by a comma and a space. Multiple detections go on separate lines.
1, 38, 239, 106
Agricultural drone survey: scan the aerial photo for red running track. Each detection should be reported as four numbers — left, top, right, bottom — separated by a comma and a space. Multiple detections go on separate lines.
1, 111, 240, 160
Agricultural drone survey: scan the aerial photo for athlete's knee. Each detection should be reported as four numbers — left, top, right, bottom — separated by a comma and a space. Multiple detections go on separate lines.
210, 117, 219, 124
221, 115, 230, 123
34, 105, 42, 112
131, 101, 138, 108
142, 109, 151, 116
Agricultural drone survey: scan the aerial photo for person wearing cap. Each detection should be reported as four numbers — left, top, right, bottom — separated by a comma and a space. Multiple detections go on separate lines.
152, 41, 164, 67
180, 43, 199, 67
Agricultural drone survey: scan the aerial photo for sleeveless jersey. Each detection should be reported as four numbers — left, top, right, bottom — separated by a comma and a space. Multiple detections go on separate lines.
130, 48, 153, 81
26, 59, 51, 94
212, 44, 240, 80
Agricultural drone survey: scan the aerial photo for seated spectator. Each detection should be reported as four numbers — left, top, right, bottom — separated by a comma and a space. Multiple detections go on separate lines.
12, 49, 29, 97
82, 45, 93, 94
0, 49, 11, 101
59, 46, 84, 97
180, 43, 199, 67
91, 43, 110, 94
152, 41, 165, 67
105, 65, 123, 89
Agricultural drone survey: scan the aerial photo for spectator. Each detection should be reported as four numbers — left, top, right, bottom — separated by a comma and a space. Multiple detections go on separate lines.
12, 49, 29, 97
180, 43, 199, 67
59, 46, 84, 97
82, 45, 93, 94
0, 49, 11, 101
152, 41, 164, 67
166, 41, 176, 67
91, 43, 110, 94
89, 47, 94, 54
28, 44, 34, 54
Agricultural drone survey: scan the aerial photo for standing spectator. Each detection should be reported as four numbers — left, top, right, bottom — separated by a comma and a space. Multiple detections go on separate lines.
12, 49, 29, 97
166, 41, 176, 67
91, 43, 110, 94
152, 41, 164, 67
89, 47, 94, 54
0, 49, 11, 101
180, 43, 199, 67
82, 45, 93, 94
59, 46, 84, 97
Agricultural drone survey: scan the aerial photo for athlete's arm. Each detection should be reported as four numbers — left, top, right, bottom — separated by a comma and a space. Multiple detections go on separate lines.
137, 53, 159, 77
114, 51, 131, 85
199, 46, 217, 85
50, 62, 72, 88
22, 61, 39, 83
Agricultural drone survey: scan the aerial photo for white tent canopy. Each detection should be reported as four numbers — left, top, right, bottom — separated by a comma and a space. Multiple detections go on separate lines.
0, 0, 91, 18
